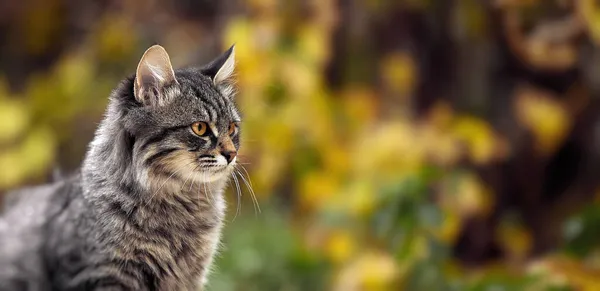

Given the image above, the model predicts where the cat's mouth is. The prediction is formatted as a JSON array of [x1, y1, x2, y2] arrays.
[[194, 154, 236, 182], [158, 151, 236, 184], [195, 164, 234, 183]]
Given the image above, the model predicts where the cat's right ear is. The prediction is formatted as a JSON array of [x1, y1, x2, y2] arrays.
[[134, 45, 178, 106], [202, 45, 236, 97]]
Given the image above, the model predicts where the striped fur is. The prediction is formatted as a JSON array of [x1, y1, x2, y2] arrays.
[[0, 46, 240, 290]]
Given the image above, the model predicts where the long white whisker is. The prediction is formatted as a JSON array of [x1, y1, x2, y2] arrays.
[[238, 165, 254, 188], [230, 172, 242, 222], [181, 165, 197, 193], [188, 169, 197, 192], [233, 166, 252, 214], [242, 172, 260, 215], [235, 169, 260, 215], [231, 170, 243, 217]]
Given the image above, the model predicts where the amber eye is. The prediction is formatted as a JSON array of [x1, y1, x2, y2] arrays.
[[228, 122, 238, 136], [191, 122, 208, 136]]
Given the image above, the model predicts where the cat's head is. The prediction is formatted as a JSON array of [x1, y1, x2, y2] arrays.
[[120, 45, 240, 186]]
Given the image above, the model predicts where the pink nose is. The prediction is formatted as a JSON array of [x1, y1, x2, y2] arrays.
[[221, 150, 237, 164]]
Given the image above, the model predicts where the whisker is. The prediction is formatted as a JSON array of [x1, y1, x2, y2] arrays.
[[224, 178, 234, 219], [188, 167, 197, 192], [181, 165, 197, 192], [230, 172, 242, 222], [231, 171, 243, 218], [235, 168, 261, 215], [238, 165, 254, 188]]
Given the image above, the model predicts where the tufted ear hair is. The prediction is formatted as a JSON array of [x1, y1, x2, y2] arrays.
[[202, 45, 236, 97], [134, 45, 178, 106]]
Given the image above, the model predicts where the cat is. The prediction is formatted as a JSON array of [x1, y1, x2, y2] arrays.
[[0, 44, 240, 290]]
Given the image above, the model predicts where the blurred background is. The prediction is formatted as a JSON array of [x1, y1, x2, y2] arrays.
[[2, 0, 600, 290]]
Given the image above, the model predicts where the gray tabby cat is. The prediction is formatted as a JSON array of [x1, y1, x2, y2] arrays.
[[0, 44, 240, 290]]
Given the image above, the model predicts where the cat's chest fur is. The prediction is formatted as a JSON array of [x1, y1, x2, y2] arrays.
[[108, 185, 225, 288], [109, 188, 226, 289], [44, 180, 227, 291]]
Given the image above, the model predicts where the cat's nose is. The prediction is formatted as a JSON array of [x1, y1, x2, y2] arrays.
[[221, 150, 237, 164]]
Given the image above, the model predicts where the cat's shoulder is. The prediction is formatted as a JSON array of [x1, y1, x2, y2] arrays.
[[2, 172, 81, 214]]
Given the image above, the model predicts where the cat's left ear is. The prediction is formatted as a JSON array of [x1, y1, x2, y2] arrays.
[[134, 45, 178, 106], [202, 45, 236, 97]]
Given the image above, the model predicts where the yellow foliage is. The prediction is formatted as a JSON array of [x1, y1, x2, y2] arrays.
[[334, 251, 399, 291], [95, 15, 137, 61], [437, 210, 461, 244], [302, 94, 337, 145], [55, 53, 95, 102], [341, 88, 378, 128], [281, 58, 319, 97], [300, 171, 339, 211], [421, 126, 461, 167], [381, 52, 417, 97], [263, 121, 294, 154], [298, 24, 331, 66], [324, 179, 375, 218], [342, 180, 376, 217], [353, 120, 424, 180], [497, 220, 532, 261], [426, 102, 454, 130], [420, 103, 461, 166], [326, 230, 356, 264], [420, 103, 510, 166], [515, 87, 570, 156], [0, 127, 56, 188], [0, 148, 22, 188], [0, 100, 29, 144], [579, 0, 600, 45], [224, 18, 278, 92], [440, 172, 494, 218], [321, 144, 350, 177], [251, 153, 281, 197], [452, 116, 501, 164]]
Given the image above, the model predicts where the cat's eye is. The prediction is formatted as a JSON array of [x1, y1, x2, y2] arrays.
[[191, 122, 208, 136], [228, 122, 238, 136]]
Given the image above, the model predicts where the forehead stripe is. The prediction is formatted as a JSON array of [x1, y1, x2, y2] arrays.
[[193, 87, 221, 122], [193, 85, 221, 109], [209, 105, 219, 122], [209, 123, 219, 136], [192, 86, 217, 108]]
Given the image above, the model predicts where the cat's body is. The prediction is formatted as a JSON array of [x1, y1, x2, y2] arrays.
[[0, 45, 240, 290]]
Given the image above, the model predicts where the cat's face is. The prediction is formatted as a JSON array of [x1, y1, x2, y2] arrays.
[[124, 45, 240, 186]]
